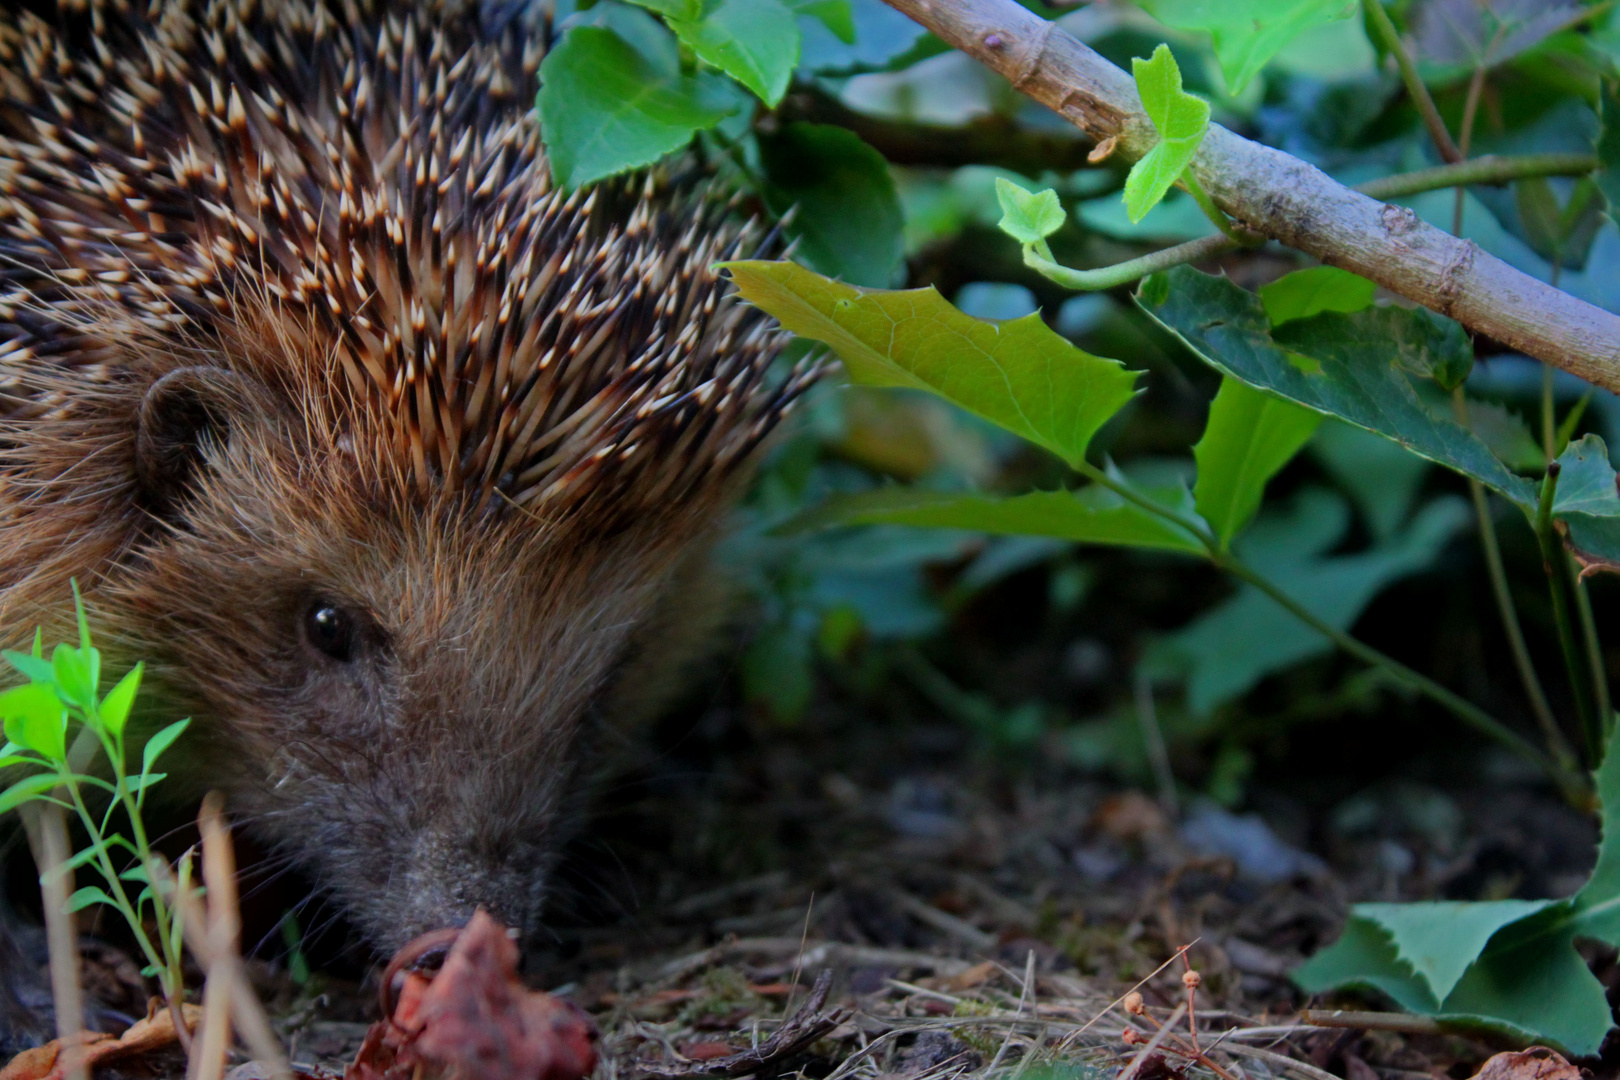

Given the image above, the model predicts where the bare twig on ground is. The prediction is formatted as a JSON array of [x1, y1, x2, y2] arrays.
[[875, 0, 1620, 393], [635, 970, 848, 1080], [1300, 1010, 1447, 1036]]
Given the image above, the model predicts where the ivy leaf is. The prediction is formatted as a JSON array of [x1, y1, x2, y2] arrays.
[[784, 487, 1208, 555], [1136, 0, 1360, 93], [538, 26, 733, 189], [725, 260, 1139, 468], [995, 179, 1067, 244], [759, 124, 904, 288], [668, 0, 801, 105], [1137, 267, 1536, 512], [1296, 721, 1620, 1055], [1123, 45, 1211, 224], [1259, 266, 1378, 325], [1194, 377, 1323, 550]]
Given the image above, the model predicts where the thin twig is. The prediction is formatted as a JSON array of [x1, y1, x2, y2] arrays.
[[1117, 1004, 1187, 1080], [22, 804, 86, 1080], [987, 951, 1036, 1072], [1362, 0, 1461, 163]]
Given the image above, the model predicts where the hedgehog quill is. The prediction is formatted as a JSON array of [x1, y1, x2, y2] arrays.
[[0, 0, 810, 951]]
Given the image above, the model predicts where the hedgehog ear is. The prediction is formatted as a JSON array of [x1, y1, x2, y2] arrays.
[[135, 367, 255, 519]]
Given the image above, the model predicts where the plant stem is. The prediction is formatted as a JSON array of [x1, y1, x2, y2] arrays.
[[1023, 234, 1237, 292], [1182, 170, 1247, 242], [1217, 553, 1564, 779], [1354, 154, 1598, 201], [1451, 390, 1572, 769], [1022, 155, 1598, 293], [1073, 462, 1580, 791], [1573, 570, 1613, 742], [1363, 0, 1462, 163], [1535, 464, 1602, 762]]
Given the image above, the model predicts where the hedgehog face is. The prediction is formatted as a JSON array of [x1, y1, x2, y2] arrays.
[[0, 0, 809, 953], [111, 375, 703, 949]]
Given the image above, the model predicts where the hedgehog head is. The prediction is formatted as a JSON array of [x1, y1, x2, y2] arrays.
[[0, 0, 808, 947]]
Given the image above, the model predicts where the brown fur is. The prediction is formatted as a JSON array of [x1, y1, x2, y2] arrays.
[[0, 0, 807, 949]]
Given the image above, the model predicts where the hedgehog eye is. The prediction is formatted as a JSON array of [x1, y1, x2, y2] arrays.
[[305, 603, 356, 663]]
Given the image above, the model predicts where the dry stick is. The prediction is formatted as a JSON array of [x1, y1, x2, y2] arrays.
[[987, 950, 1037, 1073], [875, 0, 1620, 394], [1300, 1009, 1445, 1036], [1116, 1003, 1187, 1080], [173, 794, 294, 1080], [21, 804, 87, 1080]]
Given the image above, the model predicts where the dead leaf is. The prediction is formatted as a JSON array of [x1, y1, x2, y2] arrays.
[[0, 1000, 202, 1080], [945, 960, 998, 991], [1468, 1048, 1581, 1080], [347, 910, 599, 1080]]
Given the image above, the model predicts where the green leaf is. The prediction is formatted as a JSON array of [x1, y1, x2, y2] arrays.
[[786, 486, 1208, 555], [1123, 45, 1211, 224], [0, 772, 62, 817], [1341, 900, 1558, 1003], [1145, 491, 1467, 714], [65, 886, 115, 914], [995, 179, 1067, 244], [1137, 267, 1536, 512], [2, 650, 54, 685], [759, 124, 904, 288], [787, 0, 854, 42], [1194, 377, 1323, 549], [725, 260, 1140, 468], [0, 684, 66, 762], [1296, 723, 1620, 1055], [1552, 435, 1620, 517], [51, 645, 94, 714], [1136, 0, 1360, 93], [1312, 421, 1432, 542], [40, 845, 104, 881], [623, 0, 703, 19], [1258, 266, 1378, 325], [538, 26, 733, 189], [140, 718, 190, 777], [668, 0, 800, 104], [98, 663, 142, 740]]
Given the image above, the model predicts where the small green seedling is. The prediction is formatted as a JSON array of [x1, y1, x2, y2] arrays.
[[0, 585, 193, 1011]]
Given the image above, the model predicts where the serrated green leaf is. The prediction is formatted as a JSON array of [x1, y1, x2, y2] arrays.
[[1259, 266, 1378, 326], [786, 487, 1208, 555], [995, 179, 1066, 244], [1137, 267, 1536, 512], [1194, 377, 1323, 549], [0, 684, 66, 762], [140, 718, 190, 778], [1552, 435, 1620, 516], [1347, 900, 1557, 1003], [1296, 723, 1620, 1055], [1123, 45, 1211, 223], [98, 663, 142, 740], [538, 26, 733, 189], [669, 0, 800, 104], [66, 886, 115, 913], [1136, 0, 1360, 93], [725, 260, 1139, 468], [760, 124, 903, 288]]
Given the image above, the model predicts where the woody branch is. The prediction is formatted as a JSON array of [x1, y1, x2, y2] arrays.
[[877, 0, 1620, 394]]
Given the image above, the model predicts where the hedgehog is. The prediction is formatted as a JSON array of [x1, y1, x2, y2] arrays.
[[0, 0, 810, 951]]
